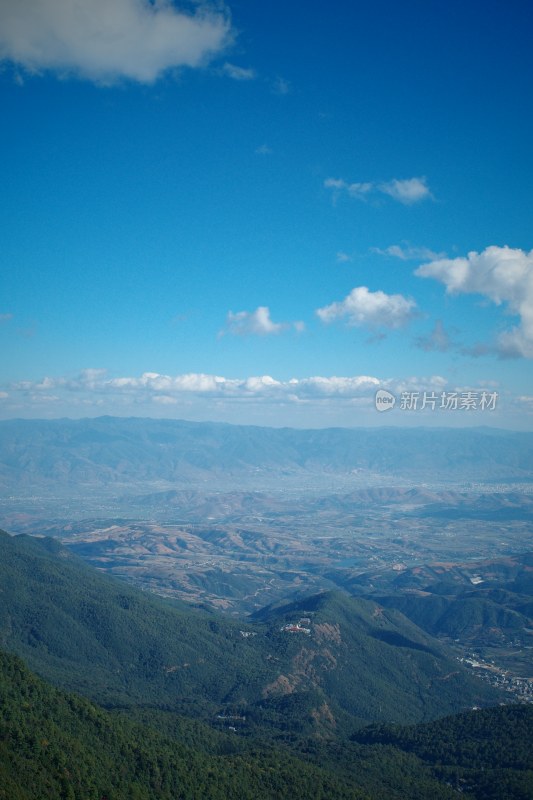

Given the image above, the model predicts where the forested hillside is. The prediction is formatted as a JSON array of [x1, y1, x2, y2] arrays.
[[2, 649, 532, 799], [0, 531, 499, 727], [0, 650, 366, 800]]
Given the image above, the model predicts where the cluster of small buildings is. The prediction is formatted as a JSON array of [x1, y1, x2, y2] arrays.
[[460, 654, 533, 703], [493, 674, 533, 702], [280, 617, 311, 634]]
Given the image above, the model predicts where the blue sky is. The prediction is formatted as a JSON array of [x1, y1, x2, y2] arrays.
[[1, 0, 532, 427]]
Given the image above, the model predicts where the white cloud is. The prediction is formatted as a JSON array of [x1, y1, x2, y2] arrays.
[[293, 375, 381, 397], [0, 0, 231, 84], [416, 245, 533, 358], [324, 176, 432, 205], [316, 286, 418, 330], [255, 144, 273, 155], [107, 372, 228, 393], [222, 62, 256, 81], [372, 243, 446, 261], [243, 375, 282, 393], [221, 306, 302, 337], [0, 313, 13, 323], [324, 178, 346, 191], [378, 177, 431, 204], [6, 370, 389, 404]]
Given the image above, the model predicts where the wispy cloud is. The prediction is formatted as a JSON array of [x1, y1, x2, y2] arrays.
[[372, 243, 446, 261], [324, 178, 372, 200], [0, 313, 13, 323], [255, 144, 273, 155], [17, 324, 37, 339], [415, 320, 453, 352], [324, 176, 432, 205], [316, 286, 418, 330], [222, 62, 256, 81], [416, 245, 533, 359], [0, 0, 231, 84], [220, 306, 303, 337], [271, 76, 291, 95], [336, 251, 353, 263]]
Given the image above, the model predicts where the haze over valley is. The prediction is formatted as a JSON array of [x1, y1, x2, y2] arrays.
[[2, 418, 532, 706]]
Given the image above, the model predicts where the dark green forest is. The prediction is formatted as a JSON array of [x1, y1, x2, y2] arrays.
[[0, 650, 368, 800], [2, 649, 533, 799], [1, 530, 532, 798]]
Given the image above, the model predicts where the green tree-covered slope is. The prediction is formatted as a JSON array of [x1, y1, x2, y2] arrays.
[[0, 531, 499, 729], [2, 648, 532, 799], [352, 705, 533, 799], [0, 649, 368, 800]]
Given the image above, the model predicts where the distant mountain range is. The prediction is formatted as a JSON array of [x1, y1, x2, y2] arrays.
[[1, 417, 532, 496], [123, 485, 533, 522]]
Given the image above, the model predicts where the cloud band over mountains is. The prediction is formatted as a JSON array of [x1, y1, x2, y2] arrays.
[[2, 369, 517, 420]]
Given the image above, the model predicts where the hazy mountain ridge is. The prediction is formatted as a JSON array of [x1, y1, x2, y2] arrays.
[[1, 418, 532, 496], [122, 486, 533, 521]]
